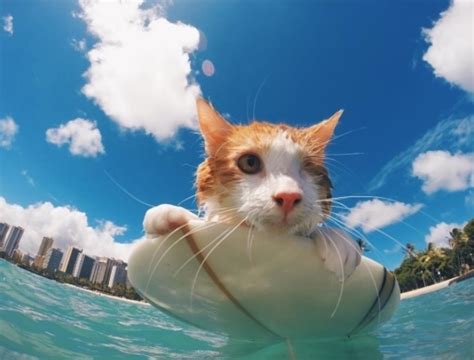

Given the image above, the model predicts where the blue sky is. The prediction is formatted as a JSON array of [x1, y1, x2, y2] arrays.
[[0, 0, 473, 269]]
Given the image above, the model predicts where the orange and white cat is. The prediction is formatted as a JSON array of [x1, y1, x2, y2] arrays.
[[144, 98, 361, 280]]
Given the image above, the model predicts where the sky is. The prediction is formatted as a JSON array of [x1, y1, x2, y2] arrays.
[[0, 0, 473, 270]]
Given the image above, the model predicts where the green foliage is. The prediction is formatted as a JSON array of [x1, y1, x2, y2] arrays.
[[395, 218, 474, 292]]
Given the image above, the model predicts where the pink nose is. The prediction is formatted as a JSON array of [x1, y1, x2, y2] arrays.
[[272, 192, 302, 214]]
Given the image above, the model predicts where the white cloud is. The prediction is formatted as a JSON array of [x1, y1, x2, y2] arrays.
[[21, 170, 36, 187], [466, 190, 474, 207], [46, 118, 105, 157], [345, 199, 423, 233], [425, 221, 466, 248], [0, 197, 140, 261], [0, 116, 19, 149], [78, 0, 201, 141], [368, 115, 474, 192], [2, 15, 13, 35], [71, 38, 87, 52], [422, 0, 474, 93], [412, 150, 474, 194]]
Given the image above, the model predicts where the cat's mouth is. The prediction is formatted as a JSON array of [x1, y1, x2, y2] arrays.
[[246, 211, 318, 234]]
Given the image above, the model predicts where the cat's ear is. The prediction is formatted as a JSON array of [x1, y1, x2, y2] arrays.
[[196, 98, 232, 155], [305, 110, 343, 149]]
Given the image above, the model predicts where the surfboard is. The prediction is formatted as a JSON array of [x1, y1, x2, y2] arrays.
[[128, 219, 400, 342]]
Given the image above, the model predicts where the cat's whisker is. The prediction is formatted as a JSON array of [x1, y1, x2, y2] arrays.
[[327, 199, 426, 256], [172, 215, 243, 278], [316, 227, 345, 319], [322, 225, 383, 320], [177, 193, 198, 206], [189, 218, 249, 306], [246, 210, 260, 263], [104, 169, 156, 208], [319, 194, 442, 222], [252, 75, 269, 121], [147, 222, 190, 273], [326, 152, 364, 157], [324, 214, 383, 258], [147, 206, 241, 276], [146, 221, 225, 292], [324, 200, 383, 253]]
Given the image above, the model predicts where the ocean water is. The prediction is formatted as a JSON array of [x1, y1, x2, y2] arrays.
[[1, 259, 473, 360]]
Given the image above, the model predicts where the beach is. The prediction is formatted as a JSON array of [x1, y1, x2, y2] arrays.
[[400, 270, 474, 300], [63, 283, 150, 306]]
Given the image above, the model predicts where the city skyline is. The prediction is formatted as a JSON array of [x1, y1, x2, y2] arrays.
[[1, 220, 129, 289]]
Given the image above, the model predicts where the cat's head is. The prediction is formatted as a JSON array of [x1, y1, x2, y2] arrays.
[[195, 98, 341, 235]]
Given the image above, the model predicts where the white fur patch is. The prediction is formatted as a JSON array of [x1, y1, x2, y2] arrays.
[[225, 131, 324, 234]]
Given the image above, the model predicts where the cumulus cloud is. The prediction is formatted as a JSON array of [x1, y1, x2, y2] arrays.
[[46, 118, 105, 157], [422, 0, 474, 93], [0, 116, 19, 149], [368, 116, 473, 192], [78, 0, 201, 141], [345, 199, 423, 233], [425, 221, 466, 248], [2, 15, 13, 35], [0, 197, 140, 261], [412, 150, 474, 194]]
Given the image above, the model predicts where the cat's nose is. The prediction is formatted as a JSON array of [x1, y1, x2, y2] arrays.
[[272, 192, 302, 214]]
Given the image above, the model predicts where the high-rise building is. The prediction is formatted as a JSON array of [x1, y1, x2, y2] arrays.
[[90, 257, 110, 285], [43, 248, 63, 272], [108, 261, 127, 288], [37, 237, 54, 257], [72, 253, 95, 279], [59, 246, 82, 275], [34, 236, 54, 268], [103, 258, 123, 286], [0, 222, 10, 249], [3, 226, 24, 257]]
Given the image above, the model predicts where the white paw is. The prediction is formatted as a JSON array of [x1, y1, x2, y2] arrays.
[[143, 205, 197, 237], [314, 228, 361, 282]]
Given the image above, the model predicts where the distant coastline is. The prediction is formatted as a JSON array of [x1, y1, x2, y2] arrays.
[[0, 256, 144, 303], [401, 270, 474, 300], [62, 282, 149, 306]]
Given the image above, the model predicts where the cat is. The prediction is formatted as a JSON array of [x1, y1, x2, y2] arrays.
[[143, 98, 361, 280]]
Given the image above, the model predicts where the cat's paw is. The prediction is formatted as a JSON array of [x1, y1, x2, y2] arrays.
[[143, 205, 197, 237], [314, 228, 361, 282]]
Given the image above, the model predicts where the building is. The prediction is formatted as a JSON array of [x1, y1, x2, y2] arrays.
[[90, 257, 110, 285], [21, 253, 34, 265], [0, 222, 10, 249], [108, 261, 127, 288], [72, 253, 95, 279], [3, 226, 24, 257], [37, 237, 53, 257], [59, 246, 82, 275], [33, 237, 54, 268], [43, 248, 63, 272]]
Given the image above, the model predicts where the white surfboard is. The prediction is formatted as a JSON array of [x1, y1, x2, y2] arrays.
[[128, 220, 400, 342]]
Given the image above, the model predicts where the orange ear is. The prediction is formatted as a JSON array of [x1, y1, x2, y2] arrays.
[[196, 98, 232, 155], [305, 110, 343, 149]]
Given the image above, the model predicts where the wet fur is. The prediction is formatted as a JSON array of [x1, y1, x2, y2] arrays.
[[195, 100, 339, 236]]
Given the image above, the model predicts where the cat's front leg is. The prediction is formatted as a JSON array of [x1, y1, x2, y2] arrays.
[[143, 205, 198, 237], [313, 228, 361, 282]]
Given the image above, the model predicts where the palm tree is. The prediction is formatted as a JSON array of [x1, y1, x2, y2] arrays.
[[356, 238, 370, 253], [405, 243, 416, 258]]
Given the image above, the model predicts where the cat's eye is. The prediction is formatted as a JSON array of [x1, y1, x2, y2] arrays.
[[237, 154, 262, 174]]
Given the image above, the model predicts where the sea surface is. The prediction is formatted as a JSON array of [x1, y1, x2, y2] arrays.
[[1, 259, 473, 359]]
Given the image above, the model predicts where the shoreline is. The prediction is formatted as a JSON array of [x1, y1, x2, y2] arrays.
[[400, 270, 474, 300], [63, 283, 150, 306]]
